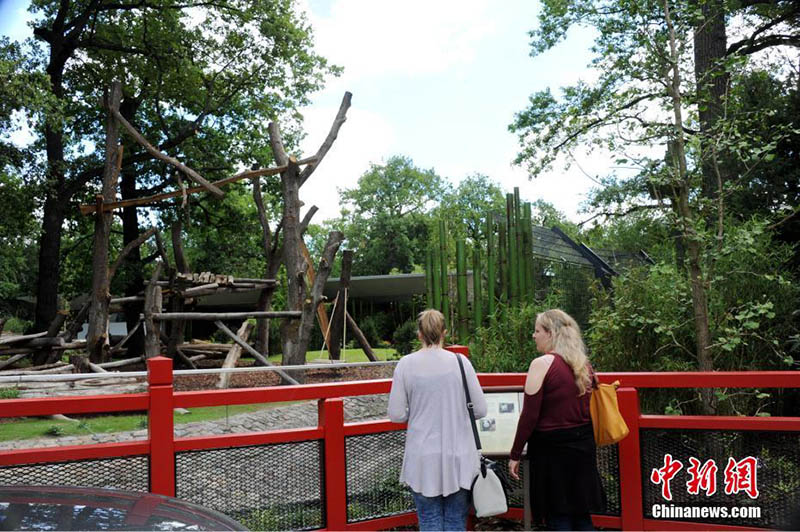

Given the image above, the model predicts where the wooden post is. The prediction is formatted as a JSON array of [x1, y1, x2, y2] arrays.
[[345, 311, 377, 362], [456, 240, 468, 342], [148, 356, 175, 497], [87, 81, 122, 364], [329, 250, 353, 360], [143, 263, 163, 359]]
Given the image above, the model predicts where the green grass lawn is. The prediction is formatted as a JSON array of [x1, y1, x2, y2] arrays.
[[0, 348, 398, 443]]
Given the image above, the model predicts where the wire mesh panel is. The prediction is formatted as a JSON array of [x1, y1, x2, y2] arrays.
[[176, 441, 324, 531], [0, 456, 148, 491], [642, 429, 800, 529], [344, 430, 414, 522], [596, 443, 621, 516]]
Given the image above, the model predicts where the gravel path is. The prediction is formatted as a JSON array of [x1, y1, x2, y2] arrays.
[[0, 394, 390, 451]]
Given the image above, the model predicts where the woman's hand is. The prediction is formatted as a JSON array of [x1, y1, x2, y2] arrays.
[[508, 459, 520, 481]]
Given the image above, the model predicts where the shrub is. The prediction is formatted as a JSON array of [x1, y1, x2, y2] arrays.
[[392, 320, 420, 357], [470, 298, 560, 373], [0, 388, 20, 399]]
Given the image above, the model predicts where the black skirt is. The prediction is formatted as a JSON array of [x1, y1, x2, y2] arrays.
[[527, 422, 606, 521]]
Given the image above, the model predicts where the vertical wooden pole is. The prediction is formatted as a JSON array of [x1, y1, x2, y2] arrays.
[[486, 216, 496, 318], [456, 240, 468, 343], [148, 356, 175, 496], [319, 398, 347, 530], [514, 187, 525, 302], [472, 246, 482, 329]]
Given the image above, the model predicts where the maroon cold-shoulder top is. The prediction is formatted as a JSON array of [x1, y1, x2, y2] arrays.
[[509, 354, 593, 460]]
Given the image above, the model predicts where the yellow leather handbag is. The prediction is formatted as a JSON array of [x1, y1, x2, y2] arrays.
[[589, 376, 630, 447]]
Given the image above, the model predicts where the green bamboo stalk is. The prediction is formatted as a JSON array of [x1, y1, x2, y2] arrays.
[[432, 246, 441, 310], [439, 219, 450, 331], [498, 217, 507, 305], [514, 187, 525, 302], [507, 193, 517, 306], [486, 216, 496, 318], [524, 202, 535, 303], [456, 239, 468, 342], [425, 248, 434, 308], [472, 245, 482, 329]]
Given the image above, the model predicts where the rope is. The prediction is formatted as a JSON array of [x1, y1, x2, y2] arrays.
[[318, 290, 340, 359]]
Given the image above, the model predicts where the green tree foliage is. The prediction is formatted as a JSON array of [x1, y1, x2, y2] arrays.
[[338, 155, 446, 275], [510, 0, 800, 400], [6, 0, 337, 331], [588, 220, 799, 413], [434, 173, 505, 243]]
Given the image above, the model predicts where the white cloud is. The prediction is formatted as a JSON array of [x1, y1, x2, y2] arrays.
[[305, 0, 496, 80], [298, 105, 396, 222]]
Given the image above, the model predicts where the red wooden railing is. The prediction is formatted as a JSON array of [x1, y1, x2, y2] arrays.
[[1, 352, 799, 531]]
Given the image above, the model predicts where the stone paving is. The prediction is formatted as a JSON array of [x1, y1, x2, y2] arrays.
[[0, 394, 390, 450]]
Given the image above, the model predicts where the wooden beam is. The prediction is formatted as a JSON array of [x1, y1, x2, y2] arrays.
[[213, 320, 299, 385], [153, 311, 301, 321], [79, 156, 318, 215]]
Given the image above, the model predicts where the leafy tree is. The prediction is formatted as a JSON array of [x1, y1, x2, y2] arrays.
[[7, 0, 336, 332], [338, 155, 446, 275], [434, 173, 505, 243], [511, 0, 799, 412]]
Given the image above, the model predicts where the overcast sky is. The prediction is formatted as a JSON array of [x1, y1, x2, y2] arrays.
[[0, 0, 616, 224]]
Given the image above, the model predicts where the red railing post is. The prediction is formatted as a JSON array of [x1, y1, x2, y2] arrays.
[[617, 387, 644, 531], [148, 356, 175, 497], [319, 398, 347, 530], [447, 345, 470, 358]]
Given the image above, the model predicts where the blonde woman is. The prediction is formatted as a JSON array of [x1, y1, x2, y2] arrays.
[[388, 309, 487, 531], [508, 309, 605, 531]]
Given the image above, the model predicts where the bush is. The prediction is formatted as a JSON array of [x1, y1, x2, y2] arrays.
[[470, 298, 560, 373], [357, 315, 382, 347], [0, 388, 20, 399], [392, 320, 420, 357]]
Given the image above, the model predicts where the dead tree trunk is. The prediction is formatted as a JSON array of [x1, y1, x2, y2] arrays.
[[267, 93, 350, 382], [143, 262, 163, 359], [328, 250, 353, 360], [87, 81, 122, 364]]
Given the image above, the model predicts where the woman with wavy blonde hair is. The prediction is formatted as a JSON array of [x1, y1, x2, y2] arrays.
[[507, 309, 605, 530]]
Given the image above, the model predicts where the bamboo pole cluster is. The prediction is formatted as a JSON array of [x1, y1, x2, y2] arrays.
[[424, 187, 538, 344]]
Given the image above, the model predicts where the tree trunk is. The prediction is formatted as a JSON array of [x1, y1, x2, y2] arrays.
[[664, 0, 715, 414], [87, 82, 122, 363], [693, 0, 729, 202], [120, 162, 146, 358]]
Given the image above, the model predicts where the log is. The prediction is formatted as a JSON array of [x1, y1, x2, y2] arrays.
[[299, 92, 352, 186], [232, 278, 277, 285], [24, 337, 66, 348], [98, 355, 143, 369], [213, 320, 299, 385], [111, 108, 224, 198], [62, 301, 90, 342], [0, 353, 29, 371], [345, 311, 377, 362], [47, 311, 69, 337], [153, 311, 301, 321], [110, 320, 141, 354], [217, 321, 253, 389], [0, 332, 47, 346], [78, 156, 317, 215], [182, 283, 218, 296]]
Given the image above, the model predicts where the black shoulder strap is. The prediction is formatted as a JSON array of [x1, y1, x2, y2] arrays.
[[455, 352, 482, 451]]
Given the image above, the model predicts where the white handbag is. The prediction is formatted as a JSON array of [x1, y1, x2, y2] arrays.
[[454, 354, 509, 518]]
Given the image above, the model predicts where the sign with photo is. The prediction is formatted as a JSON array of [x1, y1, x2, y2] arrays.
[[476, 392, 524, 454]]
